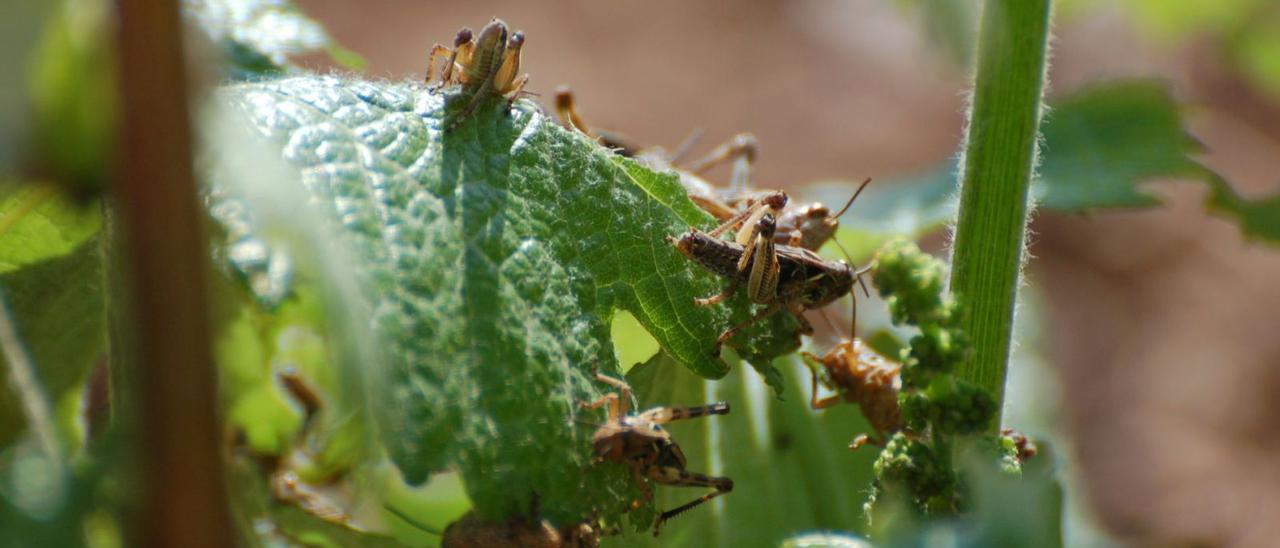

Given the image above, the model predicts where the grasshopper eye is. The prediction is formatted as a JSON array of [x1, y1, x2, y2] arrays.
[[761, 191, 787, 210], [509, 31, 525, 48], [757, 213, 776, 231]]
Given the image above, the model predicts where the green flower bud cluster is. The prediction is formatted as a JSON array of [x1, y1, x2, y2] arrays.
[[900, 325, 968, 388], [866, 239, 1001, 524], [870, 433, 958, 516], [900, 379, 996, 436], [872, 240, 950, 327], [993, 433, 1024, 476]]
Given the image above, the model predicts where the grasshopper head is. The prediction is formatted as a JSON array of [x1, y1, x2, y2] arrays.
[[794, 203, 838, 250], [476, 18, 509, 48], [464, 18, 509, 80], [453, 27, 473, 47]]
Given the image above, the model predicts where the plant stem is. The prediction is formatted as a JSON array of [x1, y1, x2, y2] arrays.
[[948, 0, 1053, 421], [115, 0, 232, 544]]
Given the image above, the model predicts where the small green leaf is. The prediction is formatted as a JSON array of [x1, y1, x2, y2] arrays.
[[0, 238, 104, 447], [0, 185, 101, 273], [211, 77, 799, 524], [1034, 81, 1199, 211], [1205, 173, 1280, 242], [0, 181, 102, 449]]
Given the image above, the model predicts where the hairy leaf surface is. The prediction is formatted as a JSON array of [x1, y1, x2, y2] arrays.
[[213, 76, 799, 523]]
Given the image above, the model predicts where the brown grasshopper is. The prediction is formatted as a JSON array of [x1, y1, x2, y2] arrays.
[[426, 18, 530, 129], [804, 339, 1041, 459], [802, 337, 903, 450], [581, 371, 733, 536], [554, 87, 868, 253], [669, 212, 862, 351]]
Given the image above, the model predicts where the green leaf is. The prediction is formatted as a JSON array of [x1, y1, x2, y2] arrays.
[[810, 79, 1280, 253], [185, 0, 365, 78], [1026, 80, 1280, 240], [0, 183, 103, 447], [0, 185, 101, 273], [1034, 81, 1200, 211], [0, 238, 104, 447], [620, 352, 877, 546], [210, 77, 799, 525], [1204, 173, 1280, 242]]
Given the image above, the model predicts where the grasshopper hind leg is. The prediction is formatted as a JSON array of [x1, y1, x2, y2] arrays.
[[695, 283, 738, 307], [637, 402, 730, 425], [649, 468, 734, 536]]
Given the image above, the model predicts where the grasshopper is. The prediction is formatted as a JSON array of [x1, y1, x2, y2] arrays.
[[426, 18, 530, 129], [802, 337, 903, 450], [668, 213, 862, 351], [803, 338, 1041, 458], [581, 371, 733, 536], [554, 87, 868, 252]]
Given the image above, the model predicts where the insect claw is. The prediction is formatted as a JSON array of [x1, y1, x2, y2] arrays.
[[849, 434, 871, 450]]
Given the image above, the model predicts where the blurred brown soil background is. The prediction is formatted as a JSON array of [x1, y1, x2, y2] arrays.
[[295, 1, 1280, 545]]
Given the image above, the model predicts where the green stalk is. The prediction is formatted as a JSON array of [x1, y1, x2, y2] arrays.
[[949, 0, 1052, 418]]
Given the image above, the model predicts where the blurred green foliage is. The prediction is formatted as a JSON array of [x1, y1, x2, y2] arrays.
[[17, 0, 115, 197], [185, 0, 365, 78], [1062, 0, 1280, 98], [0, 186, 102, 448], [811, 80, 1280, 255], [1, 0, 1275, 546]]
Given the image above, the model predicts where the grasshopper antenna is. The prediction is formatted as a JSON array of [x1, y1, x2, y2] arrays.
[[384, 503, 444, 536], [829, 236, 871, 338], [832, 177, 873, 219], [832, 239, 871, 298], [669, 127, 705, 165]]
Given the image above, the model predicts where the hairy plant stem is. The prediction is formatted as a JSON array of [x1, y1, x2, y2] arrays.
[[948, 0, 1053, 422]]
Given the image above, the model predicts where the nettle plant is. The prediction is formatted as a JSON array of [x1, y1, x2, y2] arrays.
[[4, 0, 1279, 546]]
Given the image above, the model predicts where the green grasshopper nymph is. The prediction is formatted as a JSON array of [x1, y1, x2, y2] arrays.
[[426, 18, 530, 129]]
